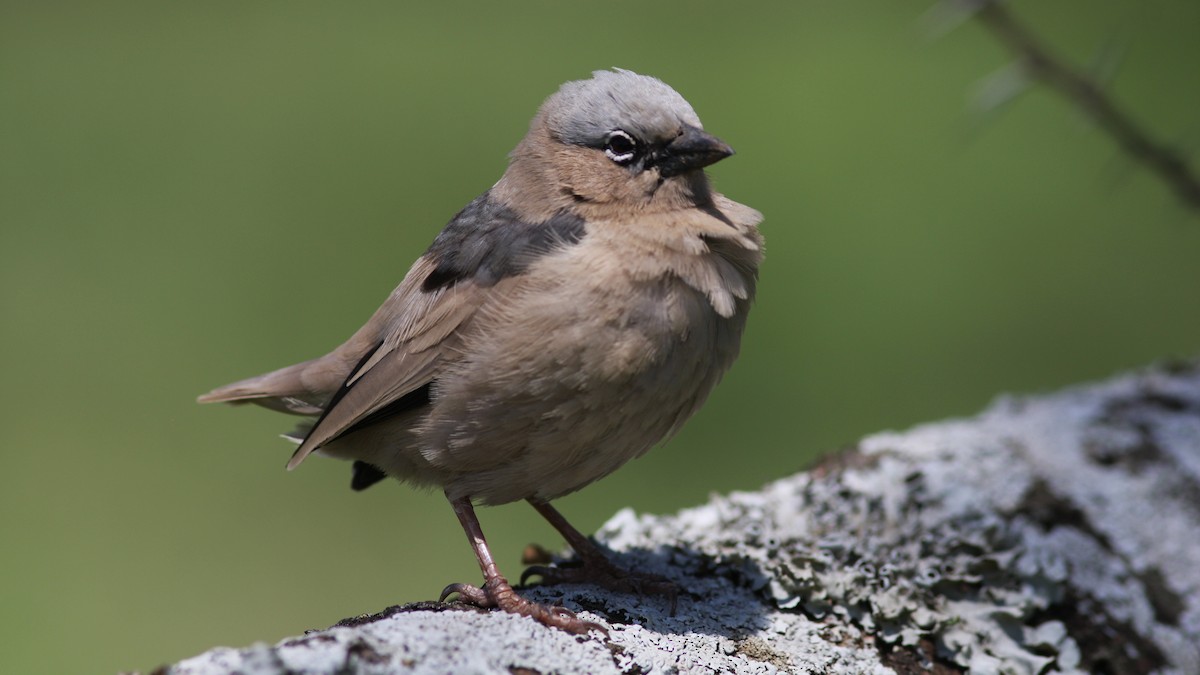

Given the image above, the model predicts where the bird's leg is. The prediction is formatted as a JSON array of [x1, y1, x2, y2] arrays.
[[438, 494, 605, 635], [521, 499, 679, 614]]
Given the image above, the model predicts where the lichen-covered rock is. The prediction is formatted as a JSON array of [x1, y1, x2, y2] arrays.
[[161, 362, 1200, 675]]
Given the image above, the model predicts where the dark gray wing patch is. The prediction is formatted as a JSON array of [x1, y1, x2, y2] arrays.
[[422, 191, 586, 292]]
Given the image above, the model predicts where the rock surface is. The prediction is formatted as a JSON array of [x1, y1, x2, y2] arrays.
[[161, 361, 1200, 674]]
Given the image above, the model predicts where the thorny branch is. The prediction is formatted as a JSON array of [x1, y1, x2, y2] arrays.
[[968, 0, 1200, 212]]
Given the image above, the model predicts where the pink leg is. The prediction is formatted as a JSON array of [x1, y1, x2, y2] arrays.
[[522, 499, 679, 614], [439, 495, 605, 635]]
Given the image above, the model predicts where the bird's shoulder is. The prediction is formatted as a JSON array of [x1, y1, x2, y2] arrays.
[[420, 191, 587, 292]]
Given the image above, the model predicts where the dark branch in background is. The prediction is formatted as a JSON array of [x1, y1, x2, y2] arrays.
[[966, 0, 1200, 212]]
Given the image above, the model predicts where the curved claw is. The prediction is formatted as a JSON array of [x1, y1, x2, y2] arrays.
[[549, 605, 577, 619], [519, 565, 555, 586], [439, 582, 494, 607]]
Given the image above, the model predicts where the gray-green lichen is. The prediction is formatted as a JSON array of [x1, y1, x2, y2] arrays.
[[162, 361, 1200, 675]]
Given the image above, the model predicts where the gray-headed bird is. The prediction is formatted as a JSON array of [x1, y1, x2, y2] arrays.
[[199, 69, 763, 634]]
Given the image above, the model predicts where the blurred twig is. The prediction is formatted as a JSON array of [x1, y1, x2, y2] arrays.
[[967, 0, 1200, 212]]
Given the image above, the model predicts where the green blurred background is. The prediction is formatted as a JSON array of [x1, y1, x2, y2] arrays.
[[3, 1, 1198, 672]]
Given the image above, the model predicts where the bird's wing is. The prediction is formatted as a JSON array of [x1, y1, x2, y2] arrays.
[[196, 190, 587, 470], [286, 192, 588, 470], [284, 256, 490, 470], [195, 256, 477, 418]]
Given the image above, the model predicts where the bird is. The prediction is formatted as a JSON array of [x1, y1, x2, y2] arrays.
[[198, 68, 763, 634]]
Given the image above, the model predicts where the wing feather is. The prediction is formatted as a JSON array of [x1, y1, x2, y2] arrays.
[[201, 190, 589, 474], [285, 266, 495, 470]]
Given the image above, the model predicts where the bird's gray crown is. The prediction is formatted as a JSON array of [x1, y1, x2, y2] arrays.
[[542, 69, 703, 148]]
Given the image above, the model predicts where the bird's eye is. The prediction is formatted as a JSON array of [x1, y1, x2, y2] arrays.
[[603, 130, 637, 164]]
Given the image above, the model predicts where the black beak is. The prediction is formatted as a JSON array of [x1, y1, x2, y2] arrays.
[[654, 125, 735, 177]]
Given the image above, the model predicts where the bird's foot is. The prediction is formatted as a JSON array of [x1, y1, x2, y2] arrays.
[[520, 552, 680, 615], [440, 576, 607, 635]]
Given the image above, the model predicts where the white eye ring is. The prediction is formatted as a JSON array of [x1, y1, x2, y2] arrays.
[[603, 130, 637, 164]]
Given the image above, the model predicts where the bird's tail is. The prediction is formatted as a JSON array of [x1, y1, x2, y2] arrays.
[[197, 359, 327, 416]]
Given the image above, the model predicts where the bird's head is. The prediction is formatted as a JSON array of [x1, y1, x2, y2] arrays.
[[495, 69, 733, 218]]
